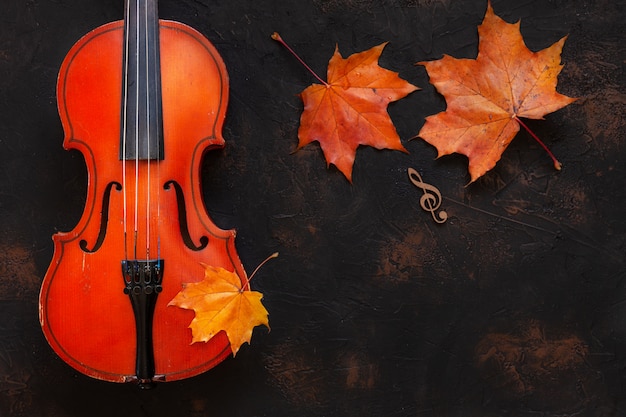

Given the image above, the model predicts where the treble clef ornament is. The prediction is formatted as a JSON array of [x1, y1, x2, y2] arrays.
[[408, 168, 448, 224]]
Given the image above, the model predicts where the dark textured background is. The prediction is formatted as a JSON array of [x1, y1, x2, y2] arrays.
[[1, 0, 625, 416]]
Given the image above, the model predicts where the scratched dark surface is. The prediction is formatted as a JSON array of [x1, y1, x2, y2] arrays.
[[1, 0, 625, 415]]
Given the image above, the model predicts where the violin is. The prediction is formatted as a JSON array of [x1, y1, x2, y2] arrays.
[[39, 0, 246, 387]]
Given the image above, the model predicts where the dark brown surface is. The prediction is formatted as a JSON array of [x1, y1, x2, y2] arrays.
[[1, 0, 625, 416]]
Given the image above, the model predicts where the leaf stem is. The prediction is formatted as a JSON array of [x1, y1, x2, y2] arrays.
[[247, 252, 279, 285], [272, 32, 329, 87], [514, 115, 562, 170]]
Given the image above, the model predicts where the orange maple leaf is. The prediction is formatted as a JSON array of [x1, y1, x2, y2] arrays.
[[417, 2, 576, 182], [168, 264, 270, 356], [273, 33, 419, 182]]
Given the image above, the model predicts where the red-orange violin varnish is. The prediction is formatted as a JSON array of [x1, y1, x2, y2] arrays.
[[39, 1, 244, 387]]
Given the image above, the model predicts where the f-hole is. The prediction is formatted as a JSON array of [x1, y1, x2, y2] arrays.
[[163, 180, 209, 251], [80, 181, 122, 253]]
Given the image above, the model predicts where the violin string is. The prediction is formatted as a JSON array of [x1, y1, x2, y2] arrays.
[[133, 0, 140, 260], [154, 0, 162, 265], [121, 0, 131, 261], [144, 0, 151, 262]]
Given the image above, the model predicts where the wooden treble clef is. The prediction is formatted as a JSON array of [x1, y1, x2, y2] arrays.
[[408, 168, 448, 224], [39, 0, 247, 387]]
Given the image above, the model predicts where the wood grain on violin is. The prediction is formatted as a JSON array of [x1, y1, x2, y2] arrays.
[[39, 0, 246, 387]]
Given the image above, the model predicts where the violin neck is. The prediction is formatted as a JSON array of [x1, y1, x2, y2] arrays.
[[121, 0, 164, 161]]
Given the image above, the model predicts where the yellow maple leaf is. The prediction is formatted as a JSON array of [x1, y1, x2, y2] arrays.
[[168, 262, 271, 356]]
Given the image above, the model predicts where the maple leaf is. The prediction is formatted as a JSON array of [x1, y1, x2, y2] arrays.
[[273, 33, 419, 182], [417, 1, 576, 182], [168, 263, 271, 356]]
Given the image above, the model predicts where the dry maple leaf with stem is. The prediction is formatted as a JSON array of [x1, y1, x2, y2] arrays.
[[417, 1, 577, 182], [168, 253, 278, 356], [272, 32, 419, 182]]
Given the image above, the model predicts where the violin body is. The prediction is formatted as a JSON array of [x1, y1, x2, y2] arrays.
[[39, 17, 245, 384]]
